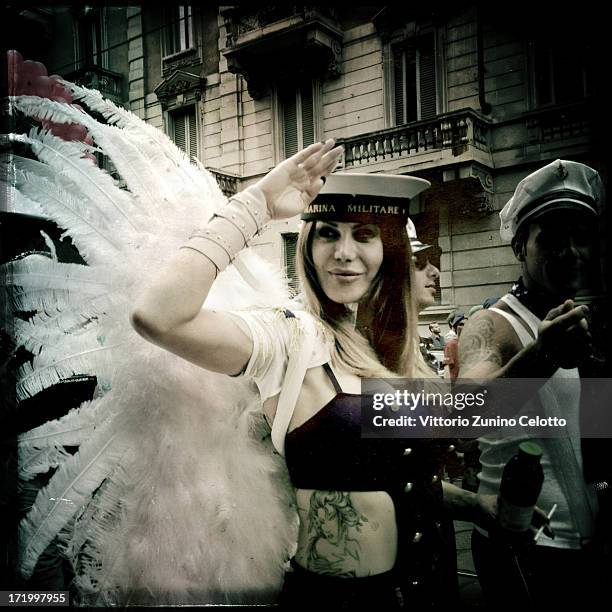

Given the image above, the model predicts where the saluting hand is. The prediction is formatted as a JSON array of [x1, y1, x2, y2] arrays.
[[255, 139, 343, 221]]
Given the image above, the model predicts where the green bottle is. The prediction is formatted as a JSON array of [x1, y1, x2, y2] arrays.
[[498, 441, 544, 532]]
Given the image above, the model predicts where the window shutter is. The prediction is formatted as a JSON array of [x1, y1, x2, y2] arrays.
[[553, 49, 584, 104], [393, 45, 418, 124], [283, 233, 300, 296], [533, 43, 552, 106], [188, 110, 198, 160], [418, 34, 437, 119], [393, 46, 405, 125], [280, 81, 316, 158], [173, 113, 187, 153], [171, 107, 197, 159], [282, 88, 299, 157], [300, 83, 315, 148]]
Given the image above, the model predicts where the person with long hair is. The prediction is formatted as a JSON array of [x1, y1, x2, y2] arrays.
[[130, 140, 496, 608]]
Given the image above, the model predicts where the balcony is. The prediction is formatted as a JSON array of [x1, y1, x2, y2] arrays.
[[334, 109, 495, 215], [336, 100, 595, 173], [334, 101, 595, 215], [337, 109, 493, 171], [221, 6, 343, 99], [64, 65, 123, 104], [207, 168, 239, 197]]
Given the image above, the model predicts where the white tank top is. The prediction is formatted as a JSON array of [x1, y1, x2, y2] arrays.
[[476, 294, 597, 549]]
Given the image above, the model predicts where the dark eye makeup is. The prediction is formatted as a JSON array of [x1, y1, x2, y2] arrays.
[[314, 223, 380, 242], [314, 224, 340, 240], [353, 225, 379, 242]]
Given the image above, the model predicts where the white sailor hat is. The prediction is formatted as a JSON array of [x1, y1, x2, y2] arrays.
[[406, 218, 432, 253], [499, 159, 602, 242], [301, 172, 431, 225]]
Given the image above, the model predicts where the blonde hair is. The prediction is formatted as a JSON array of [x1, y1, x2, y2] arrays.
[[296, 221, 434, 379]]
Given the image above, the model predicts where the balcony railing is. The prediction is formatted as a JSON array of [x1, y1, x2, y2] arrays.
[[223, 6, 339, 47], [525, 100, 592, 144], [337, 109, 491, 168], [64, 65, 123, 102]]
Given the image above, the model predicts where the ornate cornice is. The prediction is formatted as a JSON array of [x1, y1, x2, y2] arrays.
[[154, 70, 206, 110]]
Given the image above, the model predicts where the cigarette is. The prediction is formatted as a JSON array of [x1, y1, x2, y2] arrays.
[[534, 503, 557, 542]]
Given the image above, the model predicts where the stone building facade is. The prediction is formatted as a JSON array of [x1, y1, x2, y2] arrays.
[[6, 4, 607, 335]]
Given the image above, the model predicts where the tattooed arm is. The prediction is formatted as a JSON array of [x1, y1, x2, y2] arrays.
[[458, 298, 592, 380], [453, 310, 556, 423], [458, 310, 558, 379]]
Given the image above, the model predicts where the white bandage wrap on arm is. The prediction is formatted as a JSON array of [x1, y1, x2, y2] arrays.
[[181, 185, 271, 274]]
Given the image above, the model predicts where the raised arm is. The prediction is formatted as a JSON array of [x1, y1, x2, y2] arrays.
[[130, 139, 343, 375]]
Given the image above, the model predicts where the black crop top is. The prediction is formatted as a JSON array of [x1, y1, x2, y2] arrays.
[[284, 364, 440, 492]]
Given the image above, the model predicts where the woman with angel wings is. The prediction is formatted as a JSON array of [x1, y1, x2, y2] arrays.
[[6, 50, 506, 608]]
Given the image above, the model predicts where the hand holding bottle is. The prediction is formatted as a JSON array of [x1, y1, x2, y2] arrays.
[[474, 494, 554, 544], [489, 442, 555, 546]]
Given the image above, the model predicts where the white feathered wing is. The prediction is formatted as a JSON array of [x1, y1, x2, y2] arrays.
[[6, 86, 299, 605]]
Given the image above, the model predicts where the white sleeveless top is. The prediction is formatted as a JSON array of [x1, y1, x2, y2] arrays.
[[476, 294, 597, 549]]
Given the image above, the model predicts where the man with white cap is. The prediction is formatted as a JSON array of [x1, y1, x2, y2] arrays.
[[458, 159, 604, 606]]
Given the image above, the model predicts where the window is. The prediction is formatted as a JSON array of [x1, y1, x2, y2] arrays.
[[277, 80, 317, 158], [76, 7, 106, 68], [532, 41, 593, 106], [282, 233, 300, 296], [392, 33, 437, 125], [164, 5, 194, 56], [170, 107, 198, 160]]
